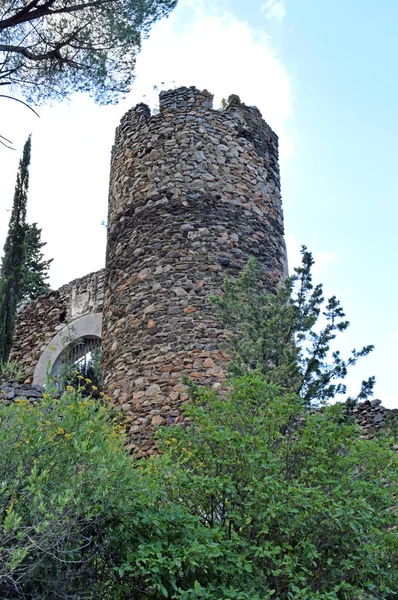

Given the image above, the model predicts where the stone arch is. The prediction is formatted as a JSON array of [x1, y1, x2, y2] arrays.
[[33, 312, 102, 386]]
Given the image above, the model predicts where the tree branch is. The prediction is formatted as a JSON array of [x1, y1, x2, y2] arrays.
[[0, 0, 114, 30], [0, 43, 82, 67], [0, 93, 39, 116]]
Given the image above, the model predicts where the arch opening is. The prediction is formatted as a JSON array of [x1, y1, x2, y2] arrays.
[[33, 313, 102, 386], [51, 335, 101, 387]]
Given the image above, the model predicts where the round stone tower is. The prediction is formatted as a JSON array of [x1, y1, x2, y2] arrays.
[[102, 86, 288, 456]]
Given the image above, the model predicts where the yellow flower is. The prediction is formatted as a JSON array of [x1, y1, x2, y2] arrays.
[[85, 378, 92, 384], [91, 385, 98, 391], [66, 385, 74, 392]]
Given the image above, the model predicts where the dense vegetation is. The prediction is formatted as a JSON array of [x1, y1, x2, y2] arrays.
[[0, 380, 396, 598], [0, 254, 397, 599]]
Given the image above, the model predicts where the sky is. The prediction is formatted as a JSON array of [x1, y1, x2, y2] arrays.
[[1, 0, 397, 407]]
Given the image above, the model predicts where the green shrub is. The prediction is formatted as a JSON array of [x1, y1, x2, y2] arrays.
[[0, 389, 218, 599], [0, 359, 24, 381], [2, 380, 396, 599], [157, 376, 398, 599]]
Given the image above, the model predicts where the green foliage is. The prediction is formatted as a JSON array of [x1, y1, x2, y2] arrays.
[[0, 137, 50, 362], [0, 0, 178, 105], [219, 97, 228, 110], [57, 346, 102, 395], [0, 389, 221, 599], [158, 376, 398, 599], [0, 389, 125, 597], [1, 249, 395, 599], [2, 379, 396, 599], [20, 222, 53, 300], [381, 409, 398, 443], [80, 346, 102, 389], [0, 135, 30, 362], [212, 249, 375, 404], [0, 359, 24, 381]]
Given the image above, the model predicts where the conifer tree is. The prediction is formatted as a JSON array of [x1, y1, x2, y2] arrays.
[[20, 223, 52, 301], [212, 248, 375, 404], [0, 136, 31, 362]]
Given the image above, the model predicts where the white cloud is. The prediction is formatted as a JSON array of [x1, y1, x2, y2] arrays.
[[261, 0, 287, 23], [129, 8, 293, 156], [0, 0, 293, 289]]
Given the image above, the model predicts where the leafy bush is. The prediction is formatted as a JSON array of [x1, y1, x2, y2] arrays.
[[157, 376, 398, 599], [0, 359, 24, 382], [0, 389, 218, 599], [2, 380, 396, 599]]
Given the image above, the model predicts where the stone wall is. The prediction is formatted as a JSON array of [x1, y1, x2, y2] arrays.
[[353, 398, 397, 435], [0, 380, 46, 402], [1, 377, 395, 447], [11, 269, 104, 383], [102, 86, 289, 456]]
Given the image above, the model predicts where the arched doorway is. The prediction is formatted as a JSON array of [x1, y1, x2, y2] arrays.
[[51, 335, 101, 385], [33, 313, 102, 386]]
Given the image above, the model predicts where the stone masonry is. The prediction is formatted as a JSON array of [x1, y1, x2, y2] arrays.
[[101, 87, 288, 456], [11, 270, 104, 382], [2, 378, 396, 445]]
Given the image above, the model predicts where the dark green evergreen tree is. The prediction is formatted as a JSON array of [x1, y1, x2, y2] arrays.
[[0, 136, 31, 362], [212, 247, 375, 405], [20, 223, 52, 301]]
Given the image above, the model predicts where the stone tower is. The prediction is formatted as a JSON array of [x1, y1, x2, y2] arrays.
[[101, 86, 288, 456]]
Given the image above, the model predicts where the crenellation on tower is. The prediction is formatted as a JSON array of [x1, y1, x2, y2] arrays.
[[102, 86, 289, 456], [159, 86, 214, 112]]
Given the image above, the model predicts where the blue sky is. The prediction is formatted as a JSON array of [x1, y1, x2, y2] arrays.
[[1, 0, 397, 406]]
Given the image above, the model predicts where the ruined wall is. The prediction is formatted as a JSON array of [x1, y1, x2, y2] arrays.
[[11, 269, 104, 382], [102, 86, 288, 456]]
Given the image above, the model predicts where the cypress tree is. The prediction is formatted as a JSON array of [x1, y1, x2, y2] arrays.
[[0, 136, 31, 363], [20, 223, 53, 301]]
